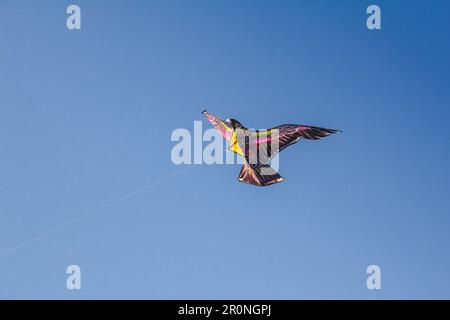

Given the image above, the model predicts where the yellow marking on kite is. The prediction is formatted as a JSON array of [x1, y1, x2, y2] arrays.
[[223, 123, 232, 132], [229, 133, 245, 157]]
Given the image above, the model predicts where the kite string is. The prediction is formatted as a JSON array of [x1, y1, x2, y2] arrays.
[[0, 166, 192, 258], [0, 145, 231, 258]]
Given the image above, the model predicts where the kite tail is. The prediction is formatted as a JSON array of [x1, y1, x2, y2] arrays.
[[238, 160, 284, 186]]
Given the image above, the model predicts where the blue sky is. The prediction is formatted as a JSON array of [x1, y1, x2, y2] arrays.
[[1, 0, 450, 299]]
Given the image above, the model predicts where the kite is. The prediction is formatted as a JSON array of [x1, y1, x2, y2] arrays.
[[202, 110, 341, 186]]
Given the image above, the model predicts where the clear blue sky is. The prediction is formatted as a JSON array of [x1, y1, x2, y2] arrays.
[[1, 0, 450, 299]]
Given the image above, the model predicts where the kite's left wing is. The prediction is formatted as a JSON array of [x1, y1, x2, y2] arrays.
[[202, 110, 233, 141]]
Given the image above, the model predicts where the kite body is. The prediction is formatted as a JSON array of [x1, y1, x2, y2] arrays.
[[202, 110, 341, 186]]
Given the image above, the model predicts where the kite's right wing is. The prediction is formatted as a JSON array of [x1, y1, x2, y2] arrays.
[[272, 124, 341, 153]]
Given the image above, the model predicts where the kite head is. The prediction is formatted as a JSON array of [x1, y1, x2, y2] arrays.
[[226, 118, 243, 130]]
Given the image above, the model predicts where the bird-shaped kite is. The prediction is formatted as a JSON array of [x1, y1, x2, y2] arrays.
[[202, 110, 341, 186]]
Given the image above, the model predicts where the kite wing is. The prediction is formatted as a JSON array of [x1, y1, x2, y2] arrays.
[[202, 110, 233, 141], [241, 124, 340, 165]]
